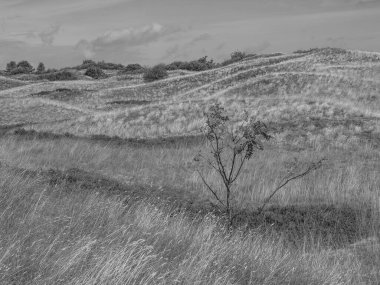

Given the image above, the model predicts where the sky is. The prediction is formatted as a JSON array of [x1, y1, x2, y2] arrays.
[[1, 0, 380, 68]]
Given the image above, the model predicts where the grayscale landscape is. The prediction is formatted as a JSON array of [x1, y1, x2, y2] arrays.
[[1, 1, 380, 284]]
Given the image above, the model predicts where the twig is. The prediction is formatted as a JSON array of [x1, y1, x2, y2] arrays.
[[257, 159, 325, 214], [196, 170, 225, 208]]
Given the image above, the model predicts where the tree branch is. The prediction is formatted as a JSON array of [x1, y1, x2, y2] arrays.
[[196, 170, 225, 208], [257, 159, 324, 214]]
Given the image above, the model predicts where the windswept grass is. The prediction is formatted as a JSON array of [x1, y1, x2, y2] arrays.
[[0, 166, 377, 284]]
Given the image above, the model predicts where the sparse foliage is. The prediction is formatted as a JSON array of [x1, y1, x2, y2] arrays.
[[196, 104, 324, 221], [195, 104, 271, 218]]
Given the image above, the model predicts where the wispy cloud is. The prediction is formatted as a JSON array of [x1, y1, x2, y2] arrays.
[[38, 24, 61, 45], [76, 23, 181, 58], [162, 33, 212, 60]]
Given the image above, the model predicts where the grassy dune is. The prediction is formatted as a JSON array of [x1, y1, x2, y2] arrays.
[[0, 48, 380, 284]]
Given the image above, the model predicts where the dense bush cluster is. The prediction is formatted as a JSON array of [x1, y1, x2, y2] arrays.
[[85, 66, 107, 79], [143, 64, 168, 82], [6, 60, 34, 74]]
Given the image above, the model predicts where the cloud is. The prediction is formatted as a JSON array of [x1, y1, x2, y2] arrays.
[[38, 24, 60, 45], [76, 23, 180, 58], [162, 33, 212, 60], [244, 41, 271, 54], [76, 39, 95, 58], [0, 39, 83, 68], [188, 33, 212, 46]]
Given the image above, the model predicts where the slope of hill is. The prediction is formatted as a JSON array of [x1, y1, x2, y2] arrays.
[[1, 48, 379, 150]]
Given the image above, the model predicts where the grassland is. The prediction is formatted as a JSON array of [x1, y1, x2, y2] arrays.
[[0, 48, 379, 284]]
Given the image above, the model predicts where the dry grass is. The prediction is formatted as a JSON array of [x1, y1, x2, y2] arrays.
[[0, 165, 377, 284]]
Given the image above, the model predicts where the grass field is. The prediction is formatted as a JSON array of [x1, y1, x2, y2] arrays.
[[0, 48, 380, 284]]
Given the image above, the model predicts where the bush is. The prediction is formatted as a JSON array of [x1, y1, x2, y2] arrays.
[[36, 62, 46, 74], [166, 61, 183, 71], [5, 61, 16, 73], [84, 66, 106, 79], [143, 64, 168, 82], [5, 60, 34, 74], [123, 64, 144, 74], [39, 70, 78, 81], [16, 60, 34, 74], [221, 51, 248, 66]]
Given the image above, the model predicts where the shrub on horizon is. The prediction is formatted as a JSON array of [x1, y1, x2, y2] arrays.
[[123, 63, 144, 74], [16, 60, 34, 74], [5, 61, 17, 73], [36, 62, 46, 74], [221, 50, 248, 66], [143, 64, 168, 82]]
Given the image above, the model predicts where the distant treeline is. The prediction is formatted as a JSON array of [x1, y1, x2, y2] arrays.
[[1, 50, 286, 82]]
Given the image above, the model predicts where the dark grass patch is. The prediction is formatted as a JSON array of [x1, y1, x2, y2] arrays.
[[231, 204, 377, 249], [106, 100, 150, 106], [13, 128, 75, 140], [30, 88, 81, 101], [9, 128, 205, 148]]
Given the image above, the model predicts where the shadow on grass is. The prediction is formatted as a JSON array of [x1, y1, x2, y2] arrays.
[[231, 205, 377, 249], [11, 128, 205, 147]]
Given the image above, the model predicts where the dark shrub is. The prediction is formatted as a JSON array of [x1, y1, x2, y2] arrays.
[[166, 61, 184, 71], [6, 61, 17, 73], [16, 60, 34, 74], [230, 51, 246, 61], [143, 64, 168, 82], [36, 62, 46, 74], [221, 51, 248, 66], [123, 64, 144, 74], [84, 66, 106, 79]]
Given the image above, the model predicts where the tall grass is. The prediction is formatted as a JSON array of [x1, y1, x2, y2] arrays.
[[0, 166, 374, 284]]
